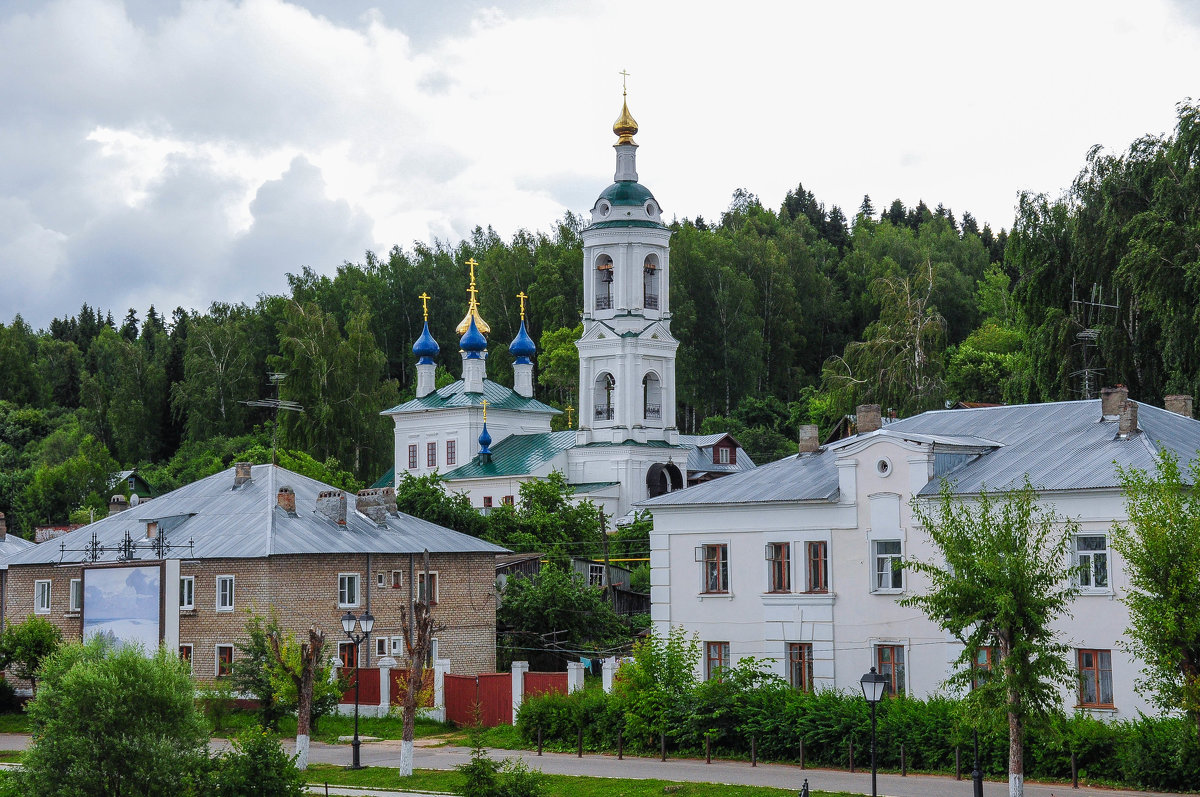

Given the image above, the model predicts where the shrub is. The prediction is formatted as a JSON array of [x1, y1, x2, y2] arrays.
[[213, 726, 304, 797]]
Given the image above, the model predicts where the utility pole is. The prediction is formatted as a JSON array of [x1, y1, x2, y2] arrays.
[[600, 505, 614, 611]]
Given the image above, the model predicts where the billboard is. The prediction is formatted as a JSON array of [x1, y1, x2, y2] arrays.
[[82, 564, 163, 651]]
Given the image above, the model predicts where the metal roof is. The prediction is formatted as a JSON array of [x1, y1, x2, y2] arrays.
[[678, 433, 757, 474], [442, 431, 577, 479], [6, 464, 508, 567], [639, 449, 838, 507], [381, 379, 561, 416], [568, 482, 619, 493], [0, 532, 35, 567]]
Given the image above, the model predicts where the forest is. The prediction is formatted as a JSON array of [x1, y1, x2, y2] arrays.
[[1, 101, 1197, 538]]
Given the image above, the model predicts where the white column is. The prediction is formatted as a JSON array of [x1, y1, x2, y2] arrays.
[[434, 658, 449, 711], [416, 363, 436, 398], [602, 657, 617, 693], [511, 660, 529, 721], [378, 656, 397, 714], [329, 656, 341, 683], [513, 363, 534, 398], [566, 661, 585, 693]]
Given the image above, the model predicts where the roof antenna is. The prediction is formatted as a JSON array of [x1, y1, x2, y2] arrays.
[[240, 372, 305, 465]]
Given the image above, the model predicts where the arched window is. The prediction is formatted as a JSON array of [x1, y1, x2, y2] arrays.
[[595, 255, 613, 311], [643, 372, 662, 421], [643, 255, 659, 309], [594, 372, 615, 421]]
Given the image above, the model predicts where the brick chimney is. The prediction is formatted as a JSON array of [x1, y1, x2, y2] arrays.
[[316, 490, 347, 525], [1101, 386, 1128, 419], [355, 489, 389, 525], [798, 424, 820, 454], [109, 495, 129, 514], [276, 486, 296, 515], [1119, 400, 1139, 437], [380, 487, 398, 515], [0, 512, 6, 540], [856, 404, 882, 434], [234, 462, 252, 487], [1165, 394, 1193, 418]]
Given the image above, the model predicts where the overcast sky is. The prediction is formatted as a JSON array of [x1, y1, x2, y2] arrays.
[[2, 0, 1199, 328]]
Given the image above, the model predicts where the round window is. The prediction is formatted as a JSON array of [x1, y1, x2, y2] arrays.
[[645, 201, 658, 216], [598, 201, 611, 218], [876, 457, 892, 477]]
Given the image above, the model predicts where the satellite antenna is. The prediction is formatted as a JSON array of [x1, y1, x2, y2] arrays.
[[239, 372, 305, 464], [1069, 279, 1119, 399]]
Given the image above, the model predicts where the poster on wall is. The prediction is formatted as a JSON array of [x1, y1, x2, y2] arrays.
[[82, 564, 162, 651]]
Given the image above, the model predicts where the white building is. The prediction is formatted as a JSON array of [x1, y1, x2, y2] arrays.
[[381, 93, 753, 522], [640, 390, 1200, 717]]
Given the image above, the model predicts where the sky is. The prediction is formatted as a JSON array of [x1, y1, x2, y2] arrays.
[[2, 0, 1199, 328]]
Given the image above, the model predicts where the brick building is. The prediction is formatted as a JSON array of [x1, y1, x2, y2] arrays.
[[2, 464, 506, 680]]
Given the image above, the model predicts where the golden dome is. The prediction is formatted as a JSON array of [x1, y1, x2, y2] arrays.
[[613, 96, 638, 145], [456, 303, 490, 336]]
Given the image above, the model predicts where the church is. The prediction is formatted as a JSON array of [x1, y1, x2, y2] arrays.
[[381, 93, 754, 522]]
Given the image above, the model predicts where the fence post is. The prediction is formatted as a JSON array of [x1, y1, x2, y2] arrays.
[[849, 738, 854, 772], [537, 726, 542, 756], [799, 738, 805, 770], [577, 727, 583, 758], [510, 661, 529, 723], [660, 731, 666, 762], [901, 742, 906, 776], [1071, 751, 1078, 789], [617, 729, 623, 760], [751, 735, 757, 767], [566, 661, 585, 693], [956, 745, 962, 780], [602, 656, 617, 693], [434, 658, 449, 721], [705, 736, 711, 764], [377, 656, 397, 715]]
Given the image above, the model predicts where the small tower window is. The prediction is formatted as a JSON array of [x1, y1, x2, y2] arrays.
[[643, 372, 662, 421], [643, 255, 659, 310], [595, 372, 616, 421], [595, 255, 614, 311]]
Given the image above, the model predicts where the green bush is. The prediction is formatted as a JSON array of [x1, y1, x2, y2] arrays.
[[213, 726, 304, 797], [458, 741, 547, 797]]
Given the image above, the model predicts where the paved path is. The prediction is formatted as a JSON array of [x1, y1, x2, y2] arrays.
[[0, 734, 1184, 797]]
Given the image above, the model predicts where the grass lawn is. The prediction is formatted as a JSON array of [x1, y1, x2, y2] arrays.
[[209, 710, 453, 744], [303, 764, 855, 797], [0, 714, 29, 735]]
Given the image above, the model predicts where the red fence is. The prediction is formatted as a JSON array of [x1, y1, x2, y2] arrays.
[[524, 671, 568, 699], [390, 669, 435, 707], [445, 672, 513, 727], [340, 666, 381, 705]]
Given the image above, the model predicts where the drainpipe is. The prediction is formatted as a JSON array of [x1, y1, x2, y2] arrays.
[[365, 553, 372, 667]]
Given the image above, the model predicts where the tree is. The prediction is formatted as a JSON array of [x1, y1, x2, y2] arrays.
[[232, 614, 288, 730], [212, 726, 304, 797], [902, 481, 1079, 797], [267, 625, 328, 770], [1113, 451, 1200, 738], [395, 551, 446, 777], [0, 615, 62, 694], [19, 639, 210, 796]]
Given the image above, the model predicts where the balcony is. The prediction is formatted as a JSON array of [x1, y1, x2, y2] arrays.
[[644, 404, 661, 419], [644, 293, 659, 309], [596, 294, 613, 310], [595, 405, 615, 421]]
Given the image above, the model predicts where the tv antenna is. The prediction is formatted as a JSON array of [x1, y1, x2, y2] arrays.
[[239, 372, 305, 463], [1069, 279, 1119, 399]]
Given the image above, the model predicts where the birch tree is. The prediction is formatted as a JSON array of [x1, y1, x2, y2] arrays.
[[395, 550, 446, 777]]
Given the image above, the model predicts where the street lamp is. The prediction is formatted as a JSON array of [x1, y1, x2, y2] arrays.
[[860, 666, 887, 797], [341, 609, 375, 769], [972, 729, 984, 797]]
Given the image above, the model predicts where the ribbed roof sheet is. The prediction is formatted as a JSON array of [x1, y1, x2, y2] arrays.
[[0, 532, 35, 566], [7, 464, 508, 566], [381, 379, 560, 416], [639, 448, 838, 507], [442, 431, 577, 479]]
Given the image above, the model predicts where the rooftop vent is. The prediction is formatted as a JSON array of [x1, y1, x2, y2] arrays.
[[1101, 385, 1128, 419], [316, 490, 347, 526], [1165, 394, 1193, 418], [856, 404, 882, 434], [234, 462, 252, 487]]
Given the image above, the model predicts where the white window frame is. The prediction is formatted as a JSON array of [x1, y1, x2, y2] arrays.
[[34, 580, 51, 614], [338, 573, 361, 608], [418, 571, 439, 605], [69, 578, 82, 613], [390, 636, 405, 657], [179, 576, 195, 610], [589, 563, 606, 586], [698, 543, 730, 594], [766, 542, 791, 593], [376, 571, 386, 588], [391, 570, 403, 589], [871, 539, 904, 593], [1075, 534, 1111, 593], [215, 644, 234, 677], [215, 575, 235, 612], [375, 636, 388, 656]]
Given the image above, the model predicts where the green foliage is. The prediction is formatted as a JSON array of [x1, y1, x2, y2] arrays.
[[486, 472, 602, 560], [212, 726, 304, 797], [1113, 452, 1200, 735], [233, 613, 289, 730], [394, 471, 486, 537], [265, 627, 344, 731], [19, 639, 210, 796], [197, 680, 238, 733], [0, 615, 62, 692], [457, 740, 547, 797]]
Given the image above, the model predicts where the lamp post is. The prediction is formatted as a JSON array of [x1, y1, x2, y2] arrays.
[[971, 728, 984, 797], [341, 609, 375, 769], [860, 666, 887, 797]]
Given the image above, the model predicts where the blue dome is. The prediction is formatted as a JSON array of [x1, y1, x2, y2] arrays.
[[478, 422, 492, 454], [412, 321, 439, 364], [509, 319, 536, 364], [459, 315, 487, 358]]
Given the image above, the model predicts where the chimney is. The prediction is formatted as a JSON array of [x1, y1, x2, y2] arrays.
[[380, 487, 398, 515], [856, 404, 882, 434], [276, 486, 296, 515], [797, 424, 820, 454], [145, 521, 158, 540], [1165, 394, 1193, 418], [0, 512, 6, 540], [316, 490, 347, 526], [234, 462, 252, 487], [355, 489, 389, 525], [109, 495, 129, 514], [1119, 400, 1139, 437], [1101, 385, 1128, 419]]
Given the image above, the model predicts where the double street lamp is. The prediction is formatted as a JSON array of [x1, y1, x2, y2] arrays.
[[859, 667, 887, 797], [341, 610, 375, 769]]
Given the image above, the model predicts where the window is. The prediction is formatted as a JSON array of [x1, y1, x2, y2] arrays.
[[872, 540, 903, 591], [702, 544, 729, 593], [483, 496, 493, 508], [715, 446, 733, 465], [34, 580, 50, 614], [705, 641, 730, 681], [216, 575, 235, 611], [338, 573, 360, 608], [428, 637, 439, 667], [376, 637, 388, 657], [446, 440, 456, 466], [876, 645, 905, 696], [589, 563, 606, 587], [216, 644, 234, 677], [376, 571, 386, 589], [69, 578, 82, 612], [767, 543, 790, 592], [1078, 649, 1114, 707], [806, 541, 828, 593], [179, 576, 195, 610], [390, 636, 404, 657], [502, 495, 514, 506], [418, 571, 439, 605], [338, 641, 358, 669], [179, 644, 193, 671], [1075, 535, 1109, 591], [788, 643, 814, 691], [407, 444, 418, 470], [971, 646, 997, 689], [391, 570, 403, 589], [427, 441, 437, 468]]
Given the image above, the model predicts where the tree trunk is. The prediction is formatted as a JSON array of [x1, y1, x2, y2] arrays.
[[1008, 706, 1023, 797]]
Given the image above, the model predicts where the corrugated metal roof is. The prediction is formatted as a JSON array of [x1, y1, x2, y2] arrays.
[[442, 431, 577, 479], [678, 433, 757, 474], [371, 467, 394, 489], [639, 449, 838, 507], [6, 464, 508, 566], [568, 482, 619, 493], [381, 379, 560, 416], [0, 532, 35, 567]]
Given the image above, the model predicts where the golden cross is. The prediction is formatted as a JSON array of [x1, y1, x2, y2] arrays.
[[418, 292, 430, 321], [566, 404, 574, 428], [619, 69, 630, 94], [465, 258, 479, 306], [481, 397, 489, 423], [517, 291, 528, 320]]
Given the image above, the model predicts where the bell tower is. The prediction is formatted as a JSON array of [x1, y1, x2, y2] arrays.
[[576, 87, 678, 445]]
